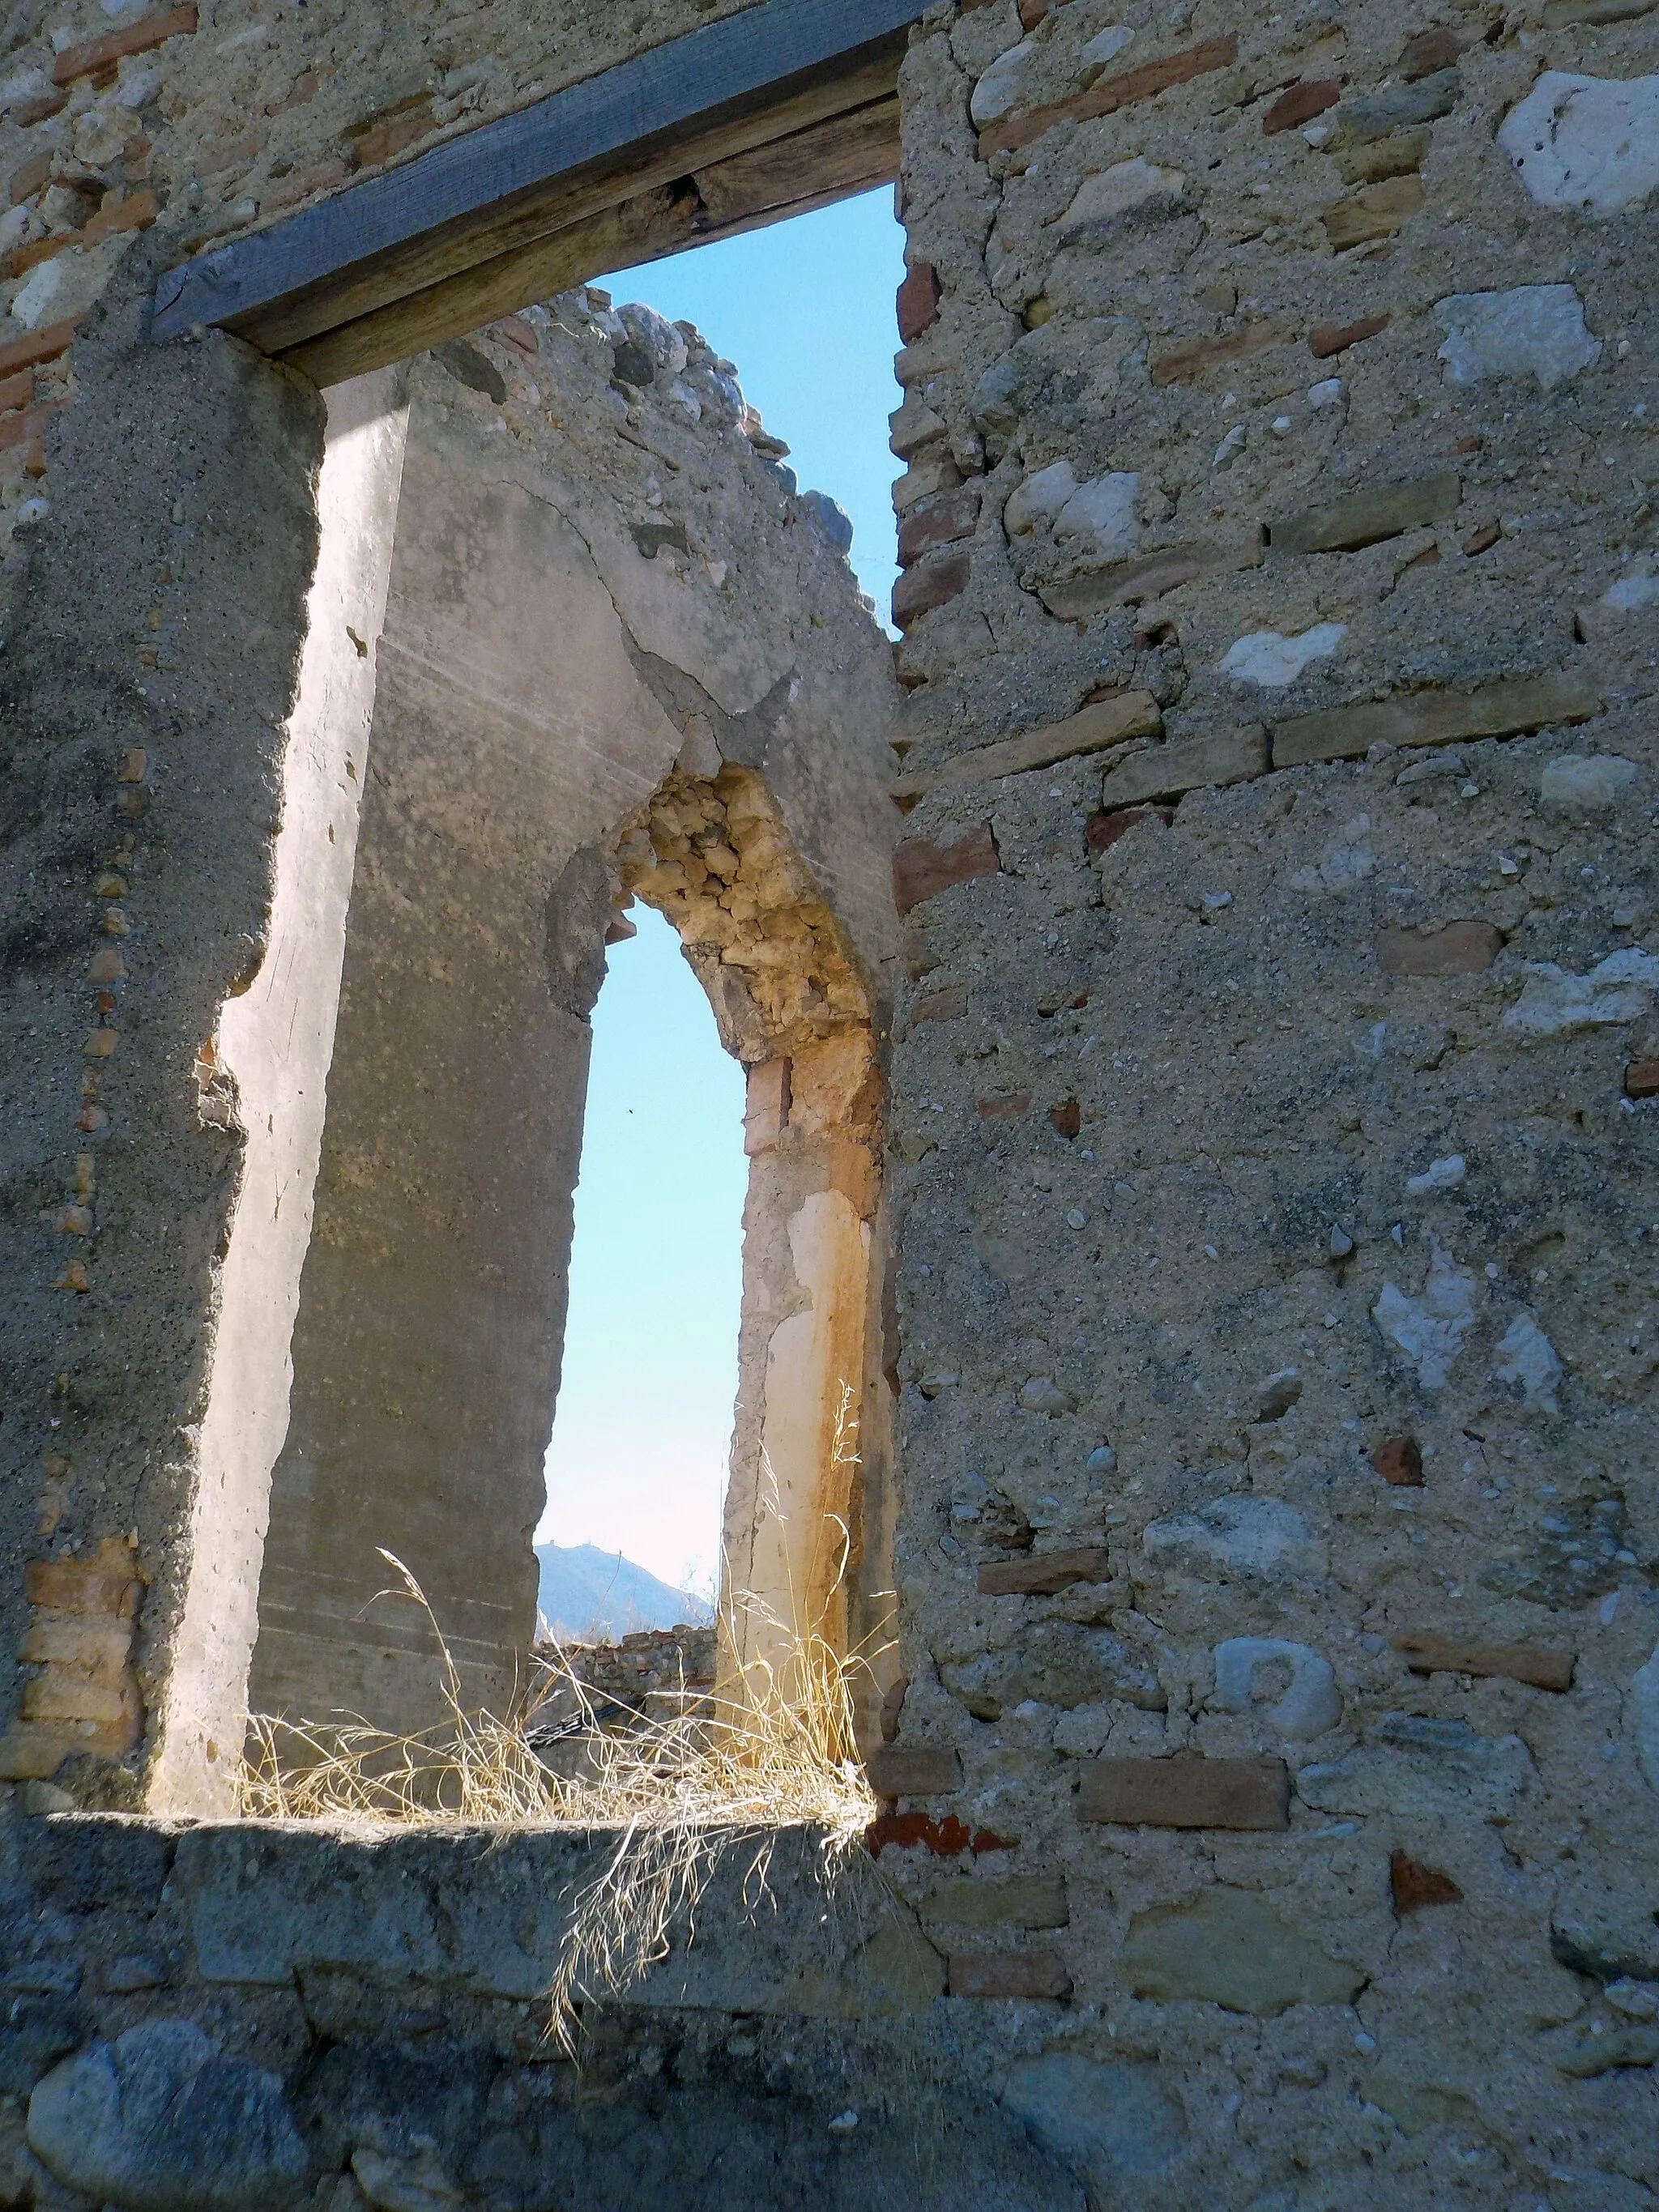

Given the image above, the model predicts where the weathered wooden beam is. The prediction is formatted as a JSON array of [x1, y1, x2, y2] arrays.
[[152, 0, 926, 361], [284, 96, 901, 388]]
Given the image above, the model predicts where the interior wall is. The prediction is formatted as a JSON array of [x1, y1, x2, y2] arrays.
[[248, 305, 898, 1741]]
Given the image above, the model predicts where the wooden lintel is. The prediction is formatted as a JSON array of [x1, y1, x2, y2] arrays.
[[282, 96, 902, 388], [152, 0, 926, 364]]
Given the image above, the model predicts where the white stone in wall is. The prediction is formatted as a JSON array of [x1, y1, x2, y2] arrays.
[[1631, 1641, 1659, 1794], [1433, 284, 1601, 392], [1540, 752, 1640, 811], [1499, 71, 1659, 215], [970, 34, 1038, 126], [1142, 1495, 1326, 1582], [1405, 1153, 1465, 1195], [1212, 1637, 1341, 1741], [1058, 157, 1185, 232], [1371, 1246, 1478, 1391], [1004, 458, 1078, 535], [1494, 1311, 1563, 1412], [1600, 560, 1659, 616], [1219, 623, 1346, 686], [1055, 470, 1141, 557], [1078, 25, 1135, 76], [1503, 946, 1659, 1040]]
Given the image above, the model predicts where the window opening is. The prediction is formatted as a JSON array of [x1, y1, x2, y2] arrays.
[[538, 901, 744, 1640]]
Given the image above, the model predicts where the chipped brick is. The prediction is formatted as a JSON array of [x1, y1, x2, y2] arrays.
[[1273, 673, 1600, 768], [1394, 1632, 1573, 1691], [1399, 26, 1478, 79], [1048, 1097, 1080, 1139], [1264, 79, 1341, 133], [1309, 313, 1391, 358], [1086, 803, 1173, 854], [949, 1952, 1072, 1999], [1375, 921, 1503, 977], [53, 3, 196, 85], [892, 691, 1162, 804], [1097, 726, 1267, 810], [1040, 532, 1263, 618], [911, 985, 968, 1025], [865, 1812, 1013, 1857], [978, 1548, 1111, 1596], [978, 1092, 1031, 1119], [892, 548, 970, 632], [1151, 319, 1293, 388], [1370, 1437, 1424, 1485], [979, 36, 1239, 157], [1391, 1852, 1464, 1912], [893, 825, 999, 914], [1078, 1756, 1290, 1829], [898, 484, 982, 565], [1269, 473, 1460, 556], [866, 1745, 962, 1796], [927, 1878, 1068, 1929], [1323, 173, 1425, 251], [1626, 1057, 1659, 1099], [897, 262, 941, 343]]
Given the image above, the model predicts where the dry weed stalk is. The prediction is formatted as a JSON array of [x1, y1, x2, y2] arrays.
[[237, 1389, 885, 2046]]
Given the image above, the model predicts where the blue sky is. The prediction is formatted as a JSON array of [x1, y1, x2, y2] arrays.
[[538, 189, 905, 1593]]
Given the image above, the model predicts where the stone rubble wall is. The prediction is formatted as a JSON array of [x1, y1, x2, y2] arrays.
[[0, 1812, 1082, 2212], [867, 0, 1659, 2206], [0, 0, 755, 543]]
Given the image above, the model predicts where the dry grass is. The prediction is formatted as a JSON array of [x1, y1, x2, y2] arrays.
[[237, 1392, 885, 2044]]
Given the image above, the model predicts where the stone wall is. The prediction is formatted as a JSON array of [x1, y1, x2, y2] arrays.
[[869, 0, 1659, 2204], [3, 0, 1659, 2202]]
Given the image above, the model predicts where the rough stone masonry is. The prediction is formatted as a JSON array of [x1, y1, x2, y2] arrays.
[[0, 0, 1657, 2205]]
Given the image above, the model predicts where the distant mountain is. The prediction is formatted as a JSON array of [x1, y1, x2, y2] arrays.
[[535, 1541, 713, 1643]]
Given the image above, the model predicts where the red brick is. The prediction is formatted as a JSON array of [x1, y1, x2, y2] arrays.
[[866, 1745, 961, 1796], [83, 186, 158, 244], [897, 262, 941, 343], [53, 4, 196, 84], [0, 317, 77, 378], [898, 484, 981, 566], [892, 549, 970, 632], [258, 156, 352, 212], [1152, 318, 1293, 388], [949, 1952, 1072, 1999], [1085, 804, 1172, 855], [1048, 1097, 1080, 1139], [12, 91, 67, 126], [979, 35, 1238, 156], [1263, 79, 1340, 133], [1461, 518, 1502, 557], [0, 371, 32, 415], [977, 1092, 1031, 1120], [1078, 1756, 1290, 1830], [1017, 0, 1055, 20], [1309, 313, 1390, 358], [979, 1548, 1111, 1597], [1394, 1632, 1572, 1692], [1375, 921, 1502, 977], [1399, 26, 1476, 78], [1390, 1852, 1463, 1914], [495, 314, 539, 352], [1369, 1436, 1422, 1486], [0, 399, 64, 454], [893, 824, 999, 915], [348, 100, 437, 169], [1627, 1057, 1659, 1100], [9, 149, 52, 204], [865, 1812, 1013, 1857]]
